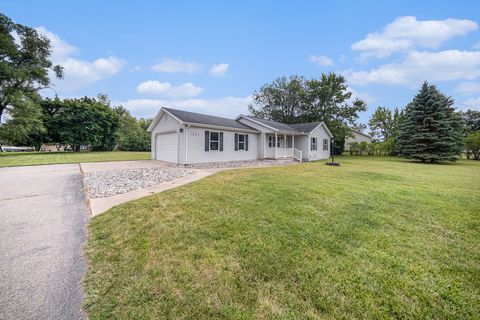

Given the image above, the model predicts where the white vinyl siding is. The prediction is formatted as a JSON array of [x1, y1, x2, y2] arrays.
[[344, 131, 372, 151], [294, 125, 331, 161], [185, 126, 258, 163]]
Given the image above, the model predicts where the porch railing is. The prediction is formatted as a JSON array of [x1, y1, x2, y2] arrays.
[[293, 148, 302, 162]]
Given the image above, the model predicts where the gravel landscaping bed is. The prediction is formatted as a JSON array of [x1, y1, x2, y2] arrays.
[[186, 159, 294, 169], [85, 168, 196, 199]]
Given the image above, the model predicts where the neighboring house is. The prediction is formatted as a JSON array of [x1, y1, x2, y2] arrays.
[[344, 129, 372, 150], [147, 107, 333, 165], [40, 144, 64, 152]]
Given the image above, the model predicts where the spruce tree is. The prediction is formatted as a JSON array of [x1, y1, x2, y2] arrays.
[[397, 82, 464, 162]]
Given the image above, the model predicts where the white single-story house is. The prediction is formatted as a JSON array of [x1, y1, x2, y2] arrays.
[[147, 107, 333, 165], [344, 129, 372, 150]]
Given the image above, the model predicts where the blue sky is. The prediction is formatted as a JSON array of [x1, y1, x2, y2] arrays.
[[4, 1, 480, 125]]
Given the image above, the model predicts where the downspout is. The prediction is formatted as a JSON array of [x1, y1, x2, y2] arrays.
[[184, 124, 190, 165]]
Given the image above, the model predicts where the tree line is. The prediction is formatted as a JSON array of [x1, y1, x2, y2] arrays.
[[1, 94, 151, 152], [251, 76, 479, 162]]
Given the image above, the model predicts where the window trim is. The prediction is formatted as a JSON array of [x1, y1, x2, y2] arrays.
[[311, 137, 317, 151], [237, 133, 246, 151], [268, 135, 274, 148], [277, 136, 285, 148], [209, 131, 220, 151], [323, 138, 329, 151]]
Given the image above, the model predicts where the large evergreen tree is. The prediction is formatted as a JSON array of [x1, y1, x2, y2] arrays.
[[397, 82, 464, 162]]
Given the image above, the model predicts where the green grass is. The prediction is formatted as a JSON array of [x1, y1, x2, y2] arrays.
[[84, 156, 480, 319], [0, 151, 150, 167]]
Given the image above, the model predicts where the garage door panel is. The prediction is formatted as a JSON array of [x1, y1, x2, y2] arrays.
[[155, 132, 178, 163]]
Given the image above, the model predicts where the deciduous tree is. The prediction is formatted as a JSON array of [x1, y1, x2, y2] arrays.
[[39, 96, 119, 151], [0, 13, 63, 122], [368, 106, 394, 141], [460, 109, 480, 135], [465, 131, 480, 160], [114, 106, 151, 151]]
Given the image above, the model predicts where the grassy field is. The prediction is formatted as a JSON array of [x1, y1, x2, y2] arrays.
[[0, 151, 150, 167], [84, 156, 480, 319]]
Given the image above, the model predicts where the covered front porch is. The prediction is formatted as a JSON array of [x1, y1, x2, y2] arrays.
[[262, 132, 302, 161]]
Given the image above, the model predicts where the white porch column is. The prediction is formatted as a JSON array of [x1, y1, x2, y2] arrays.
[[284, 133, 286, 157], [292, 134, 295, 156], [274, 132, 277, 159], [262, 132, 265, 159]]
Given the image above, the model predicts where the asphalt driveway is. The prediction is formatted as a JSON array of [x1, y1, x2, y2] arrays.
[[0, 164, 88, 319]]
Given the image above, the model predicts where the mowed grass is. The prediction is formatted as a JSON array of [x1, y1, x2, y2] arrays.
[[84, 156, 480, 319], [0, 151, 150, 167]]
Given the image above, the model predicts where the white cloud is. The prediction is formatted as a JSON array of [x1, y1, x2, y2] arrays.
[[151, 59, 200, 73], [116, 96, 253, 119], [455, 82, 480, 95], [209, 63, 229, 77], [309, 54, 334, 66], [36, 26, 78, 61], [137, 81, 172, 94], [351, 16, 478, 59], [136, 81, 203, 98], [346, 50, 480, 86], [128, 65, 142, 73], [36, 26, 125, 91]]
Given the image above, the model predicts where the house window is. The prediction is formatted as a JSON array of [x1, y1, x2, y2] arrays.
[[311, 137, 317, 151], [277, 136, 285, 148], [323, 138, 329, 151], [210, 131, 219, 151], [238, 134, 246, 150], [268, 135, 274, 147]]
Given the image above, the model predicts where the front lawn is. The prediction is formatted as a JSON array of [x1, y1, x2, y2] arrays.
[[0, 151, 150, 167], [84, 156, 480, 319]]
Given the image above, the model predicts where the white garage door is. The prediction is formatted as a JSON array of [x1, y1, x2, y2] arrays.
[[155, 132, 178, 163]]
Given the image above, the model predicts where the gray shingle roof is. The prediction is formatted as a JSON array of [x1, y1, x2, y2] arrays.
[[164, 108, 256, 131], [351, 129, 372, 138], [289, 122, 322, 133], [242, 116, 299, 132]]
